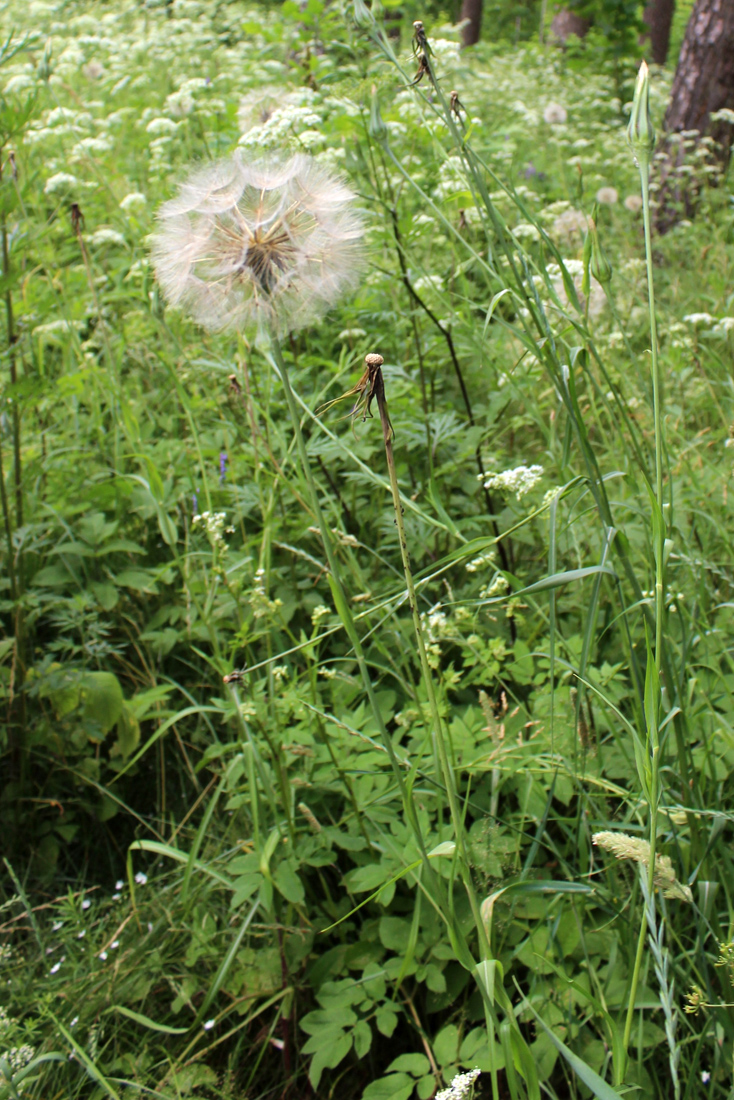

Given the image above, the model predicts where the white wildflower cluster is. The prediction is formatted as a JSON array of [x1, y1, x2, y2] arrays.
[[512, 222, 541, 242], [239, 103, 322, 150], [89, 227, 126, 248], [120, 191, 147, 213], [192, 510, 233, 550], [250, 568, 283, 620], [465, 551, 495, 573], [683, 313, 715, 327], [311, 605, 330, 626], [4, 1044, 35, 1070], [436, 1068, 481, 1100], [482, 464, 543, 499], [413, 274, 445, 294], [480, 574, 510, 600], [44, 172, 83, 194], [428, 38, 461, 66], [271, 665, 289, 684], [421, 603, 453, 644], [434, 155, 470, 201]]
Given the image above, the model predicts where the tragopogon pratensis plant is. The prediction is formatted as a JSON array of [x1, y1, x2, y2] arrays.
[[151, 152, 364, 337]]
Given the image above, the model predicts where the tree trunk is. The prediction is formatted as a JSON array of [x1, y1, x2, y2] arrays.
[[460, 0, 482, 46], [655, 0, 734, 231], [548, 8, 590, 45], [642, 0, 675, 64], [665, 0, 734, 156]]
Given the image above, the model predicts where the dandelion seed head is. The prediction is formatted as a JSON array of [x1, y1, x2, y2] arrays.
[[595, 186, 618, 205], [543, 102, 567, 125], [150, 152, 365, 337], [624, 194, 643, 212]]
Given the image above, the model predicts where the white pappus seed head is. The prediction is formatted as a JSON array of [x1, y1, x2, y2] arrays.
[[150, 152, 365, 337]]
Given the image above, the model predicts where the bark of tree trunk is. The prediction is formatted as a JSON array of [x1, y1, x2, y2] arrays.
[[665, 0, 734, 156], [460, 0, 482, 46], [642, 0, 675, 64], [549, 8, 589, 44], [656, 0, 734, 231]]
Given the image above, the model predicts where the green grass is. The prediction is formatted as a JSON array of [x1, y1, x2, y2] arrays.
[[1, 1, 734, 1098]]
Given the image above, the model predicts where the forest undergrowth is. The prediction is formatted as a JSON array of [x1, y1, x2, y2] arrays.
[[1, 1, 734, 1098]]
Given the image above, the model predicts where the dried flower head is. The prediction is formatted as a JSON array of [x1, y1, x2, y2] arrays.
[[151, 152, 365, 336]]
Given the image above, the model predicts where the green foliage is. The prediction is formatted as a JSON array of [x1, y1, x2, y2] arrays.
[[0, 1, 732, 1099]]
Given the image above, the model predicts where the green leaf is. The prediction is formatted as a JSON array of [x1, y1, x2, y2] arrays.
[[387, 1053, 431, 1077], [307, 1031, 352, 1089], [361, 1073, 415, 1100], [110, 1006, 188, 1034], [522, 997, 623, 1099], [433, 1023, 460, 1066], [81, 672, 124, 735], [273, 863, 305, 905]]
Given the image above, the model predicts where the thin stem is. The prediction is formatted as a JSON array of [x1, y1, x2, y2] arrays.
[[622, 153, 665, 1066], [265, 335, 437, 878], [368, 355, 491, 958]]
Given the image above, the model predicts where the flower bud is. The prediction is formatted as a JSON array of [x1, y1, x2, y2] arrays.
[[368, 85, 388, 144], [627, 60, 655, 162], [353, 0, 375, 29], [588, 213, 612, 287]]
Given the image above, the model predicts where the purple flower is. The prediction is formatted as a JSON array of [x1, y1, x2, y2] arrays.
[[219, 453, 228, 484], [193, 492, 199, 515]]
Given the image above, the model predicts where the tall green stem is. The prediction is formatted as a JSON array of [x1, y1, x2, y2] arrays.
[[622, 152, 665, 1065]]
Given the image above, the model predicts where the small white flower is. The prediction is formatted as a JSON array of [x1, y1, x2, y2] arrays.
[[111, 940, 119, 949], [543, 102, 567, 124], [89, 227, 126, 248], [436, 1067, 481, 1100], [146, 117, 179, 136], [120, 192, 146, 213], [52, 921, 63, 931], [203, 1019, 215, 1030], [701, 1070, 711, 1083], [683, 313, 715, 327], [484, 464, 543, 499], [81, 899, 91, 910], [134, 872, 148, 885], [115, 880, 124, 890], [99, 951, 108, 960], [71, 1017, 79, 1027], [44, 172, 81, 195], [77, 929, 86, 939], [413, 274, 444, 293], [595, 186, 618, 205]]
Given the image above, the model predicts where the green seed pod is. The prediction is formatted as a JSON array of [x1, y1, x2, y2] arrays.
[[627, 60, 655, 163], [588, 211, 612, 287]]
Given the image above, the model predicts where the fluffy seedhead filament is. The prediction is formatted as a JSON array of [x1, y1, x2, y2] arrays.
[[151, 153, 365, 336]]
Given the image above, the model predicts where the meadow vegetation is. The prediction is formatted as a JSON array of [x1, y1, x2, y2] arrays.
[[1, 1, 734, 1098]]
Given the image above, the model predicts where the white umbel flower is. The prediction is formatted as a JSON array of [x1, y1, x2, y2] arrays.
[[151, 153, 364, 336]]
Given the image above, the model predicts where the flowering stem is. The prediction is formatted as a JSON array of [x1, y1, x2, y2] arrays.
[[622, 152, 665, 1069]]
